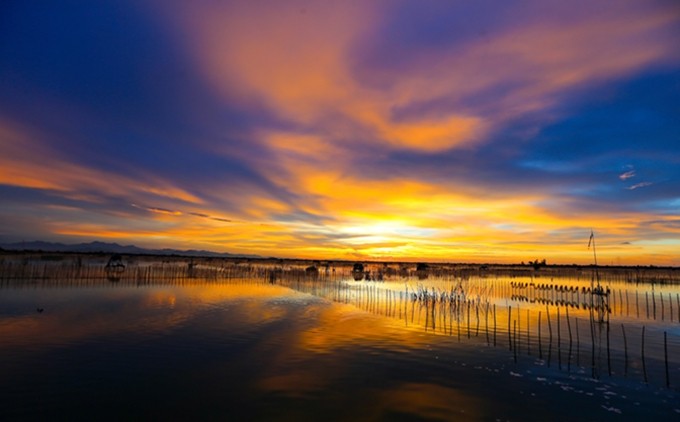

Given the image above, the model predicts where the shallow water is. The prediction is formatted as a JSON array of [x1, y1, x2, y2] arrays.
[[1, 270, 679, 420]]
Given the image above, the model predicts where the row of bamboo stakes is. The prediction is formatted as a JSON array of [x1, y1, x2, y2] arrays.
[[272, 275, 678, 389], [0, 258, 677, 388]]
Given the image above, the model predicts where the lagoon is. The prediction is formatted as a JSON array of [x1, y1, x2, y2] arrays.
[[1, 257, 679, 420]]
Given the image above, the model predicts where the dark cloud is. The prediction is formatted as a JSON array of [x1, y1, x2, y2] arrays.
[[141, 206, 182, 216]]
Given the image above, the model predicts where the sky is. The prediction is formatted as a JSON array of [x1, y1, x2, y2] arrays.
[[1, 0, 679, 265]]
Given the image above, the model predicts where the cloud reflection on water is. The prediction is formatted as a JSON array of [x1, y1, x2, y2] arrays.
[[0, 276, 679, 419]]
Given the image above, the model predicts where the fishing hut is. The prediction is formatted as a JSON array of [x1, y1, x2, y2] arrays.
[[352, 263, 364, 281]]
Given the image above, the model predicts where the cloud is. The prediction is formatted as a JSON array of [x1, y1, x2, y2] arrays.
[[628, 182, 653, 190], [0, 119, 205, 205], [619, 170, 636, 181], [131, 205, 183, 216], [133, 205, 240, 224], [1, 1, 679, 265]]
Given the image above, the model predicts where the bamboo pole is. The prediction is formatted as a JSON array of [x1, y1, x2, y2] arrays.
[[670, 293, 674, 324], [526, 309, 530, 355], [641, 326, 648, 384], [606, 318, 611, 376], [493, 304, 497, 346], [508, 305, 512, 350], [621, 324, 628, 377], [664, 331, 670, 388], [660, 291, 665, 321], [513, 319, 518, 363], [485, 301, 490, 345], [575, 317, 580, 366]]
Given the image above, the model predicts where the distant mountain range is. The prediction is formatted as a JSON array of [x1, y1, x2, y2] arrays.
[[0, 241, 261, 259]]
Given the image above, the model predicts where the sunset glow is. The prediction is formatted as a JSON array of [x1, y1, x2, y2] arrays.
[[1, 1, 678, 265]]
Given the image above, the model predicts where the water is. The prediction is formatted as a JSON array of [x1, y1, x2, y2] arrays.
[[1, 261, 679, 420]]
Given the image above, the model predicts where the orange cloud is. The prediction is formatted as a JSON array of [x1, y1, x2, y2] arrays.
[[4, 2, 678, 266], [0, 120, 204, 205], [168, 1, 494, 153], [166, 0, 679, 159]]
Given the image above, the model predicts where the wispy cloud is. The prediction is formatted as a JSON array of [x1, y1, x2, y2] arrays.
[[137, 206, 183, 216], [1, 1, 678, 265], [619, 170, 636, 181], [627, 182, 653, 190]]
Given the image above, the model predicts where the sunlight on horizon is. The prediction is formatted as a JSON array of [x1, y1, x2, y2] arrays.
[[0, 1, 678, 266]]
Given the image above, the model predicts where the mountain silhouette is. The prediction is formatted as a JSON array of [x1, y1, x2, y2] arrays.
[[0, 240, 260, 258]]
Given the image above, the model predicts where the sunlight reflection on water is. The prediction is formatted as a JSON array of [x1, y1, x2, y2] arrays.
[[0, 269, 679, 420]]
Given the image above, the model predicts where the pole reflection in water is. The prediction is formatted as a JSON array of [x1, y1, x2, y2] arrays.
[[273, 271, 680, 389], [0, 258, 679, 420]]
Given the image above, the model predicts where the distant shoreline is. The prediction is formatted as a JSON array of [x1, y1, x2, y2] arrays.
[[1, 248, 678, 271]]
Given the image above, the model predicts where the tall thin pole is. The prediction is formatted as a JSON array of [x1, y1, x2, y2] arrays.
[[588, 229, 600, 291]]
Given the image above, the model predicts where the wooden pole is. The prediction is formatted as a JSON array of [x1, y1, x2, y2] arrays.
[[527, 309, 531, 356], [664, 331, 670, 387], [485, 301, 490, 345], [513, 320, 518, 363], [493, 304, 496, 346], [670, 293, 674, 324], [538, 310, 543, 359], [606, 317, 611, 376], [475, 300, 480, 337], [575, 317, 580, 366], [589, 307, 596, 378], [621, 324, 628, 377], [546, 305, 553, 346], [557, 307, 561, 347], [508, 305, 512, 350], [641, 326, 648, 383], [467, 300, 471, 339], [557, 306, 562, 369]]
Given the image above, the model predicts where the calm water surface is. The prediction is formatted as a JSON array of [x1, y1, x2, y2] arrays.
[[1, 271, 679, 421]]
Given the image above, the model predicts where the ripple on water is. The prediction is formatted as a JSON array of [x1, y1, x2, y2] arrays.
[[0, 278, 679, 420]]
